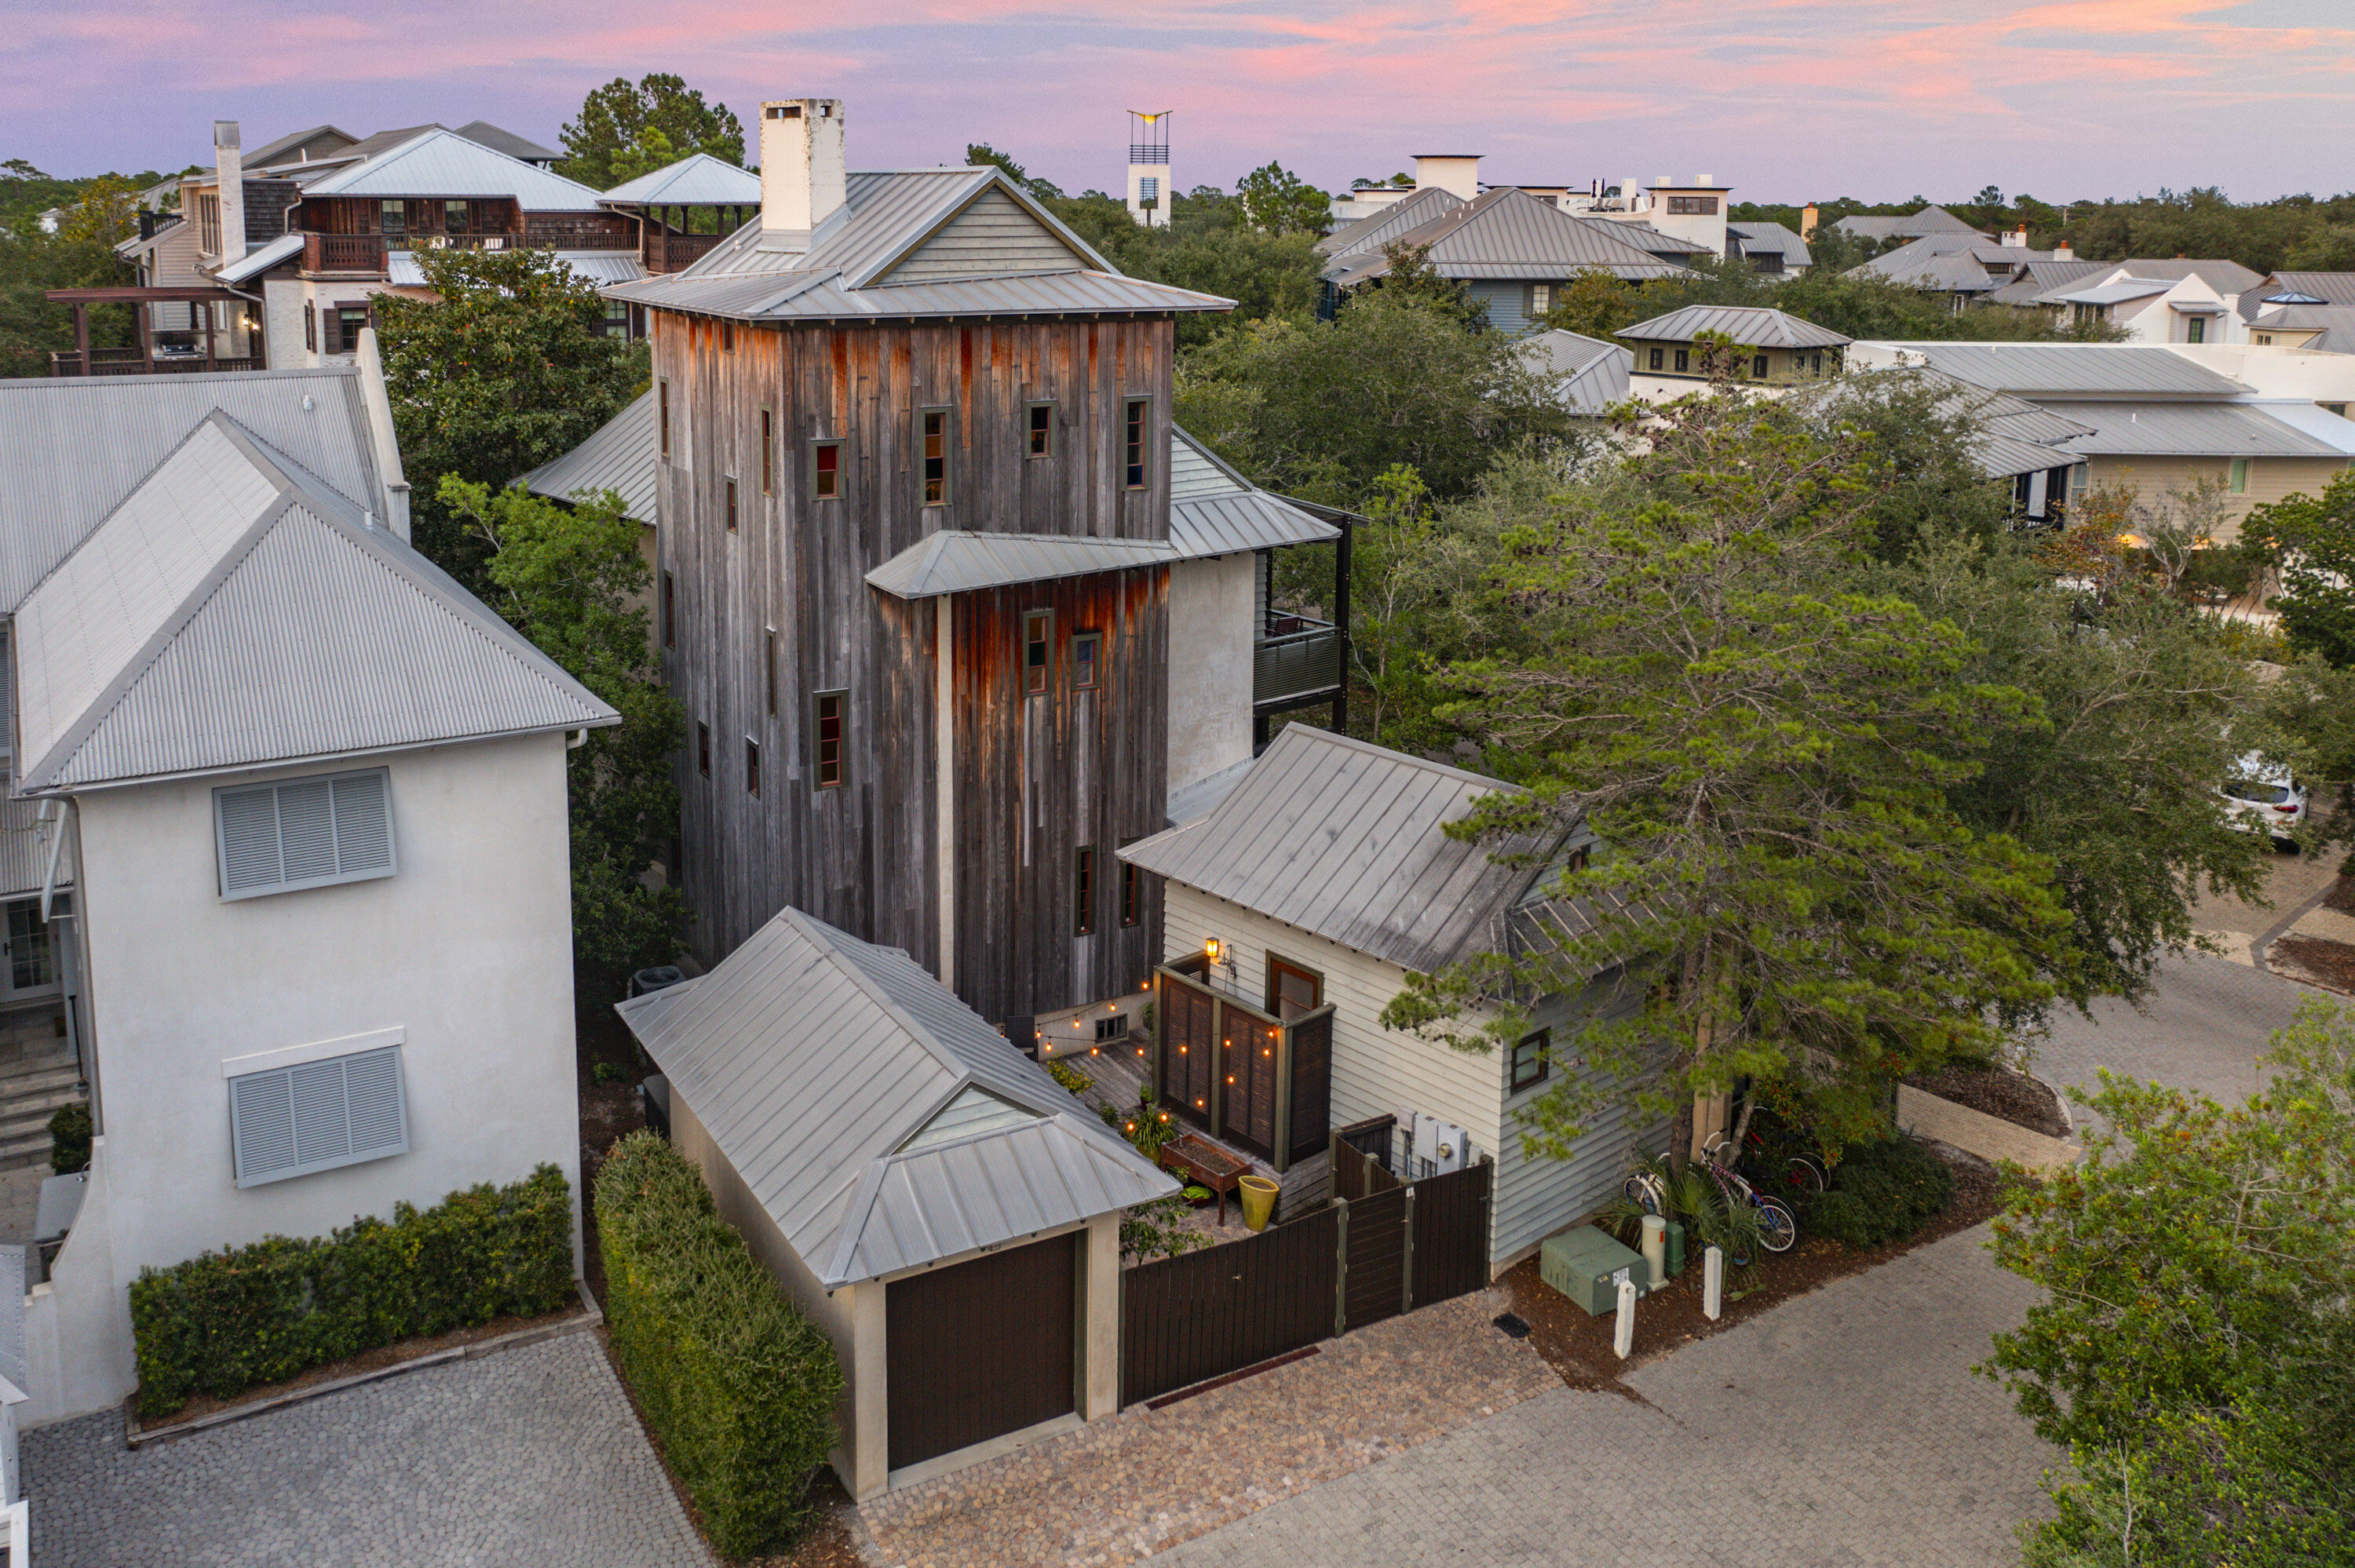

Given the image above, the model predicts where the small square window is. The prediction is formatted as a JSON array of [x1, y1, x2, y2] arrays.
[[1075, 846, 1096, 936], [813, 690, 846, 789], [811, 439, 842, 501], [725, 476, 738, 533], [1674, 349, 1690, 374], [1072, 630, 1101, 691], [1511, 1028, 1551, 1093], [922, 410, 951, 505], [1123, 399, 1148, 490], [760, 410, 776, 494], [696, 720, 711, 778], [1648, 347, 1663, 371], [1024, 611, 1052, 696], [1028, 403, 1053, 458], [745, 738, 761, 797]]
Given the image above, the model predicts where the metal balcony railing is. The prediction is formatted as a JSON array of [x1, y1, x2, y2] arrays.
[[1254, 617, 1342, 708]]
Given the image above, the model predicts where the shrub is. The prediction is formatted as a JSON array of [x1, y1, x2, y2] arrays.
[[1046, 1058, 1093, 1096], [129, 1164, 574, 1418], [1808, 1136, 1955, 1249], [596, 1132, 841, 1558], [48, 1101, 90, 1174]]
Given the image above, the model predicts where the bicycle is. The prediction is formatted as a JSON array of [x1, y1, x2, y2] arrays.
[[1698, 1132, 1799, 1256]]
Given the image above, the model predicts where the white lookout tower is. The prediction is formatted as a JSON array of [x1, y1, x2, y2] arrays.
[[1126, 110, 1171, 228]]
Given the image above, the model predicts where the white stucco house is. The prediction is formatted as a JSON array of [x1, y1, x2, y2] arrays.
[[0, 341, 615, 1424]]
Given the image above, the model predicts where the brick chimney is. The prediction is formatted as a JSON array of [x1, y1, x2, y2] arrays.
[[213, 120, 246, 262], [759, 99, 846, 242], [1800, 202, 1820, 240]]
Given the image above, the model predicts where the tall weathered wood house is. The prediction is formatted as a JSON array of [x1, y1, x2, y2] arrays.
[[604, 99, 1345, 1032]]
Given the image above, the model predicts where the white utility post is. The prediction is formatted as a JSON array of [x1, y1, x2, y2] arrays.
[[1703, 1245, 1725, 1320], [1612, 1275, 1638, 1359]]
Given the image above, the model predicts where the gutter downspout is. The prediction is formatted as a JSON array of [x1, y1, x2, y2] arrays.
[[936, 594, 955, 995], [353, 326, 413, 542]]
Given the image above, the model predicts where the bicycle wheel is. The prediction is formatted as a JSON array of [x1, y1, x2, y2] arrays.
[[1755, 1196, 1798, 1253], [1784, 1155, 1826, 1194], [1623, 1172, 1666, 1215]]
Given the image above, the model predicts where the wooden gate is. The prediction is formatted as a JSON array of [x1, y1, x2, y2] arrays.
[[1121, 1159, 1493, 1406], [887, 1232, 1076, 1471], [1152, 966, 1334, 1173]]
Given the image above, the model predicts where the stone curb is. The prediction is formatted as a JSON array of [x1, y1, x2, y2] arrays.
[[1895, 1082, 2080, 1172], [122, 1278, 603, 1450]]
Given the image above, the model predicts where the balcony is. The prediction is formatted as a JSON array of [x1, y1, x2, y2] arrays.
[[647, 230, 727, 274], [525, 213, 637, 251], [49, 347, 261, 377], [1254, 614, 1342, 710], [301, 232, 388, 277]]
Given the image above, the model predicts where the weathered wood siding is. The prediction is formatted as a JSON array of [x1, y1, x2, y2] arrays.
[[655, 309, 1175, 1020]]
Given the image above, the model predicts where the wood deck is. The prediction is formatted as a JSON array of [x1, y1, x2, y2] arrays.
[[1054, 1041, 1331, 1222]]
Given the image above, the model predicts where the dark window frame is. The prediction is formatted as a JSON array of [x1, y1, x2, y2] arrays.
[[765, 627, 778, 717], [921, 407, 953, 507], [725, 476, 738, 533], [1074, 846, 1096, 936], [1023, 609, 1053, 698], [1510, 1027, 1552, 1093], [1265, 954, 1325, 1019], [1674, 348, 1690, 374], [721, 319, 735, 352], [760, 409, 776, 494], [745, 736, 761, 797], [1123, 399, 1149, 490], [1071, 629, 1101, 691], [812, 689, 847, 790], [661, 571, 676, 649], [1119, 836, 1141, 927], [1752, 353, 1769, 379], [1665, 195, 1718, 215], [659, 380, 670, 461], [1648, 346, 1663, 370], [1026, 400, 1054, 458], [696, 720, 711, 779], [810, 438, 843, 502]]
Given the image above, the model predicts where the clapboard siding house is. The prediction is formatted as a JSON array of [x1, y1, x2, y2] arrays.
[[1120, 726, 1667, 1274], [604, 97, 1340, 1032]]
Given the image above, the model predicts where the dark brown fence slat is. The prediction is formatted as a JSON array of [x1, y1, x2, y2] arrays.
[[1343, 1185, 1408, 1333], [1121, 1209, 1338, 1406], [1408, 1161, 1492, 1307]]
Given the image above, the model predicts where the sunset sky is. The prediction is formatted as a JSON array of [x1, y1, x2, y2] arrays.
[[5, 1, 2350, 203]]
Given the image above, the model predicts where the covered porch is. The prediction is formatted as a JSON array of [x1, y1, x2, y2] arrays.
[[43, 286, 261, 377]]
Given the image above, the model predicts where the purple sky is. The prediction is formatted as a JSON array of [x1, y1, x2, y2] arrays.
[[7, 1, 2352, 203]]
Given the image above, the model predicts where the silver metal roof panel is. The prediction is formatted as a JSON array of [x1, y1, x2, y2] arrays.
[[1316, 186, 1466, 258], [867, 531, 1178, 598], [1616, 305, 1852, 348], [216, 232, 302, 283], [2057, 399, 2353, 458], [519, 388, 656, 522], [1862, 342, 2251, 398], [301, 128, 607, 210], [1327, 188, 1692, 285], [597, 152, 761, 208]]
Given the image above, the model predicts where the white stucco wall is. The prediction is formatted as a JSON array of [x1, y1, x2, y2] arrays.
[[2163, 343, 2355, 405], [30, 732, 581, 1424], [1165, 555, 1255, 797]]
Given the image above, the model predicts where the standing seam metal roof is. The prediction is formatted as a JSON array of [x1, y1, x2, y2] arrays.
[[614, 907, 1175, 1286], [298, 128, 607, 210], [519, 389, 657, 522], [2054, 401, 2350, 458], [1616, 306, 1851, 349], [1863, 343, 2251, 398], [1325, 187, 1691, 285], [1315, 186, 1467, 258], [597, 153, 762, 208]]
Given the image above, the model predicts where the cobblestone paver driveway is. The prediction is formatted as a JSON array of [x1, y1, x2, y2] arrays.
[[1156, 1222, 2052, 1568], [25, 1331, 713, 1568]]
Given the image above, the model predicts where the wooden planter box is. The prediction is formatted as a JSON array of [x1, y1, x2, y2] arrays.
[[1896, 1082, 2081, 1173]]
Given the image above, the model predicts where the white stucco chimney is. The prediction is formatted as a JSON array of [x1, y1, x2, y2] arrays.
[[213, 120, 246, 262], [759, 99, 846, 241], [1411, 154, 1482, 201]]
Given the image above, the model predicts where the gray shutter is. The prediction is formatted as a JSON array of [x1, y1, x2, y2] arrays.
[[219, 786, 283, 893], [331, 770, 392, 874], [277, 779, 336, 882], [217, 768, 395, 898], [232, 1045, 407, 1187]]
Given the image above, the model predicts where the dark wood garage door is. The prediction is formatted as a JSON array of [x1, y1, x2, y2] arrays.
[[885, 1231, 1078, 1472]]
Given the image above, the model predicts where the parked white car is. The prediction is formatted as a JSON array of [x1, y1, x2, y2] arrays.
[[2218, 753, 2307, 848]]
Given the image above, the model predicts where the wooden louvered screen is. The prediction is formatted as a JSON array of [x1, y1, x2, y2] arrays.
[[216, 768, 396, 899], [1159, 970, 1218, 1129], [1284, 1006, 1335, 1165], [1219, 1004, 1280, 1160], [230, 1045, 409, 1187]]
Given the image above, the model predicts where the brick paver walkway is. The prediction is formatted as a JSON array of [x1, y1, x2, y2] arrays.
[[1156, 1222, 2052, 1568], [24, 1330, 712, 1568], [2036, 950, 2310, 1136]]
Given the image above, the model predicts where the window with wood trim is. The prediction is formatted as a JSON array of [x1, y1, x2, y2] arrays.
[[215, 768, 396, 900], [1666, 195, 1718, 215], [1529, 282, 1552, 315], [1123, 399, 1148, 490], [765, 627, 778, 717], [1071, 630, 1101, 691], [760, 410, 775, 493], [812, 690, 846, 789], [1674, 349, 1689, 374], [1119, 837, 1141, 927], [922, 410, 951, 505], [1028, 402, 1053, 458], [230, 1045, 408, 1188], [1511, 1028, 1551, 1093], [659, 381, 670, 460], [696, 720, 711, 778], [1074, 847, 1096, 935], [811, 439, 842, 501], [1024, 611, 1052, 696], [725, 476, 739, 533], [1648, 346, 1662, 370], [745, 737, 761, 797], [1751, 354, 1769, 379], [661, 571, 676, 648], [721, 319, 735, 352]]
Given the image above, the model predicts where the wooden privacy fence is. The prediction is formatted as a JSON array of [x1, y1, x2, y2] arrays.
[[1121, 1158, 1492, 1406], [1155, 965, 1332, 1172]]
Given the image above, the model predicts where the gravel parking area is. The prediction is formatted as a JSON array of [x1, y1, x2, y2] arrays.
[[24, 1330, 712, 1568]]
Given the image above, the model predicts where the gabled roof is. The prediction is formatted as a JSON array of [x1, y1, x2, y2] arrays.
[[2052, 278, 2174, 306], [1168, 428, 1340, 557], [2051, 401, 2351, 459], [2251, 304, 2355, 352], [1838, 366, 2095, 478], [1728, 221, 1811, 265], [1864, 342, 2250, 399], [214, 232, 302, 284], [598, 152, 761, 207], [1519, 329, 1633, 416], [1833, 205, 1983, 240], [2251, 272, 2355, 320], [243, 124, 362, 170], [520, 389, 657, 523], [452, 121, 560, 164], [1326, 188, 1690, 286], [609, 165, 1232, 322], [1617, 305, 1851, 349], [615, 906, 1175, 1288], [1316, 186, 1466, 257], [866, 531, 1178, 598], [1120, 725, 1611, 976], [1985, 258, 2109, 306], [10, 414, 616, 793], [299, 128, 607, 210], [0, 368, 385, 615]]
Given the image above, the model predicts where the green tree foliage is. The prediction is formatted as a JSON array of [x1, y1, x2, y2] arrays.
[[1382, 382, 2075, 1161], [2240, 469, 2355, 668], [558, 73, 744, 191], [2283, 222, 2355, 272], [1235, 161, 1332, 237], [373, 246, 644, 580], [53, 173, 141, 246], [0, 163, 151, 377], [1987, 996, 2355, 1564], [964, 142, 1064, 202], [1177, 290, 1567, 507], [439, 479, 685, 997], [2060, 186, 2355, 275]]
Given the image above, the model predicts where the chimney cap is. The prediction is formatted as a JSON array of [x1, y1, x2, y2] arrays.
[[213, 120, 241, 150]]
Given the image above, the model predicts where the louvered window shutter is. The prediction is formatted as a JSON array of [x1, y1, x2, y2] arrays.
[[231, 1045, 408, 1187], [321, 305, 341, 355], [217, 768, 396, 898]]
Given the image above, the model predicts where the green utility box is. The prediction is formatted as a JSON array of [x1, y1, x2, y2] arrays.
[[1539, 1225, 1651, 1315], [1665, 1220, 1687, 1278]]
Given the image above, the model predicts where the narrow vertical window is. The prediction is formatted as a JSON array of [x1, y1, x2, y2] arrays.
[[1028, 403, 1053, 458], [765, 627, 778, 717], [1024, 611, 1051, 696], [745, 738, 761, 797], [2229, 458, 2249, 494], [1074, 847, 1096, 936], [661, 571, 676, 649], [696, 721, 711, 778], [811, 439, 842, 501], [1071, 631, 1101, 691], [1674, 349, 1690, 374], [812, 691, 846, 789], [304, 301, 316, 352], [1119, 837, 1141, 928], [1751, 354, 1769, 379], [725, 477, 739, 533], [721, 319, 735, 352], [1648, 347, 1663, 370], [922, 410, 950, 505], [659, 380, 670, 460], [1123, 399, 1148, 490], [760, 410, 775, 494]]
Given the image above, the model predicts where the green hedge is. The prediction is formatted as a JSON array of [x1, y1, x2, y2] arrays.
[[128, 1164, 575, 1419], [1807, 1134, 1956, 1249], [596, 1132, 842, 1558], [48, 1102, 90, 1174]]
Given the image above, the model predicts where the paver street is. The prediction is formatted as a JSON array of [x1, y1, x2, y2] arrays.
[[1159, 1220, 2051, 1568], [24, 1333, 712, 1568]]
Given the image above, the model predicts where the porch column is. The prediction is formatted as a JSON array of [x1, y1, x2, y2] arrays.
[[71, 304, 89, 377], [1332, 516, 1354, 738], [134, 297, 151, 369], [203, 302, 216, 371], [1082, 1212, 1120, 1419]]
